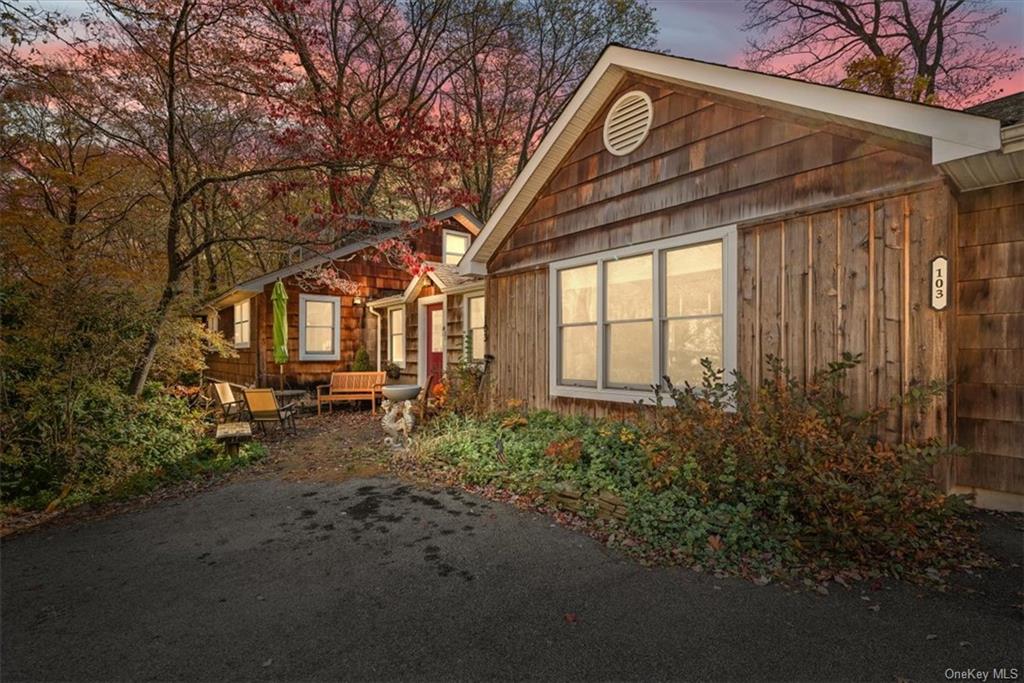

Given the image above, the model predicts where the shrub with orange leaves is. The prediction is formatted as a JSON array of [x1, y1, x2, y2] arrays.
[[629, 354, 977, 579], [545, 437, 583, 465]]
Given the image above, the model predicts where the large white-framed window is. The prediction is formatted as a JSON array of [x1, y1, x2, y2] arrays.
[[442, 229, 470, 265], [233, 299, 251, 349], [464, 293, 486, 361], [388, 306, 406, 367], [298, 294, 340, 361], [549, 225, 737, 404]]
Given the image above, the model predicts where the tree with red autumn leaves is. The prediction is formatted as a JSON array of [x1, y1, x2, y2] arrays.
[[2, 0, 658, 395]]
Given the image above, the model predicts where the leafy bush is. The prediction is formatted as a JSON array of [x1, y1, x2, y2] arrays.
[[415, 358, 979, 581], [433, 359, 489, 418], [0, 284, 257, 511], [351, 346, 371, 372], [2, 380, 214, 509]]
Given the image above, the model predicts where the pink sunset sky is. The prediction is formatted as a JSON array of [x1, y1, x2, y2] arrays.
[[650, 0, 1024, 103], [28, 0, 1024, 104]]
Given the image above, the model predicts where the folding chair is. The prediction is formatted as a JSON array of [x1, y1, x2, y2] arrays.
[[243, 388, 298, 435], [212, 382, 246, 422]]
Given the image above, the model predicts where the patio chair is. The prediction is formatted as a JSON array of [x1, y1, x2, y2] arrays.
[[243, 388, 298, 435], [212, 382, 246, 422]]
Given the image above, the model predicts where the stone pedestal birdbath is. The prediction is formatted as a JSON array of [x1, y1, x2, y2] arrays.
[[381, 385, 420, 402], [380, 385, 420, 447]]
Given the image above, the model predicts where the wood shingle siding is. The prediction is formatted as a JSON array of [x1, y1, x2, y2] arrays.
[[488, 78, 942, 275], [953, 181, 1024, 497], [205, 221, 476, 388]]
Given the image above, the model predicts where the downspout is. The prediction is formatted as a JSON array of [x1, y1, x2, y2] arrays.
[[370, 306, 383, 371]]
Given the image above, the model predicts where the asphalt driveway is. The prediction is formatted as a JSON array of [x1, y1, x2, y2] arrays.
[[2, 476, 1022, 682]]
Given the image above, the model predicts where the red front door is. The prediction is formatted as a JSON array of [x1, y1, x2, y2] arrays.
[[425, 303, 444, 386]]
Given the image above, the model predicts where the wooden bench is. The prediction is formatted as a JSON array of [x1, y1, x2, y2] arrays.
[[317, 372, 386, 415]]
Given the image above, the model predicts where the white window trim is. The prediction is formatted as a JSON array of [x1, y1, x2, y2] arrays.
[[298, 293, 341, 362], [548, 225, 738, 405], [442, 229, 470, 266], [417, 294, 446, 387], [388, 305, 406, 368], [463, 291, 486, 361], [233, 299, 251, 349]]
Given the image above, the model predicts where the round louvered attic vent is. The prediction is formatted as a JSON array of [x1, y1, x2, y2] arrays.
[[603, 90, 653, 156]]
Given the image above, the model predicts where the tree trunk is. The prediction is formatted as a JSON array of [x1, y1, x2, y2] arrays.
[[126, 281, 178, 397]]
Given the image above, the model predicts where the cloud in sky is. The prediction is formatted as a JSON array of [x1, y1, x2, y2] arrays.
[[649, 0, 1024, 101]]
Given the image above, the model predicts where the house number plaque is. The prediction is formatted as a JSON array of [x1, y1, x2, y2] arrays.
[[930, 256, 948, 310]]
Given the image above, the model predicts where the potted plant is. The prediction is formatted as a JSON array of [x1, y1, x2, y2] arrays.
[[383, 361, 402, 381]]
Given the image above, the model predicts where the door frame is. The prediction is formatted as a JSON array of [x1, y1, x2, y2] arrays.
[[417, 294, 446, 387]]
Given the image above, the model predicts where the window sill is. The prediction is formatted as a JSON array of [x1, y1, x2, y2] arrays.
[[234, 342, 250, 349], [550, 384, 661, 405], [298, 353, 340, 362]]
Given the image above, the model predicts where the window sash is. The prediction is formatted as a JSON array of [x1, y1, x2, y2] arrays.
[[298, 294, 339, 361], [233, 300, 250, 348], [558, 322, 598, 386], [442, 230, 469, 265], [549, 226, 736, 403], [389, 307, 405, 367], [466, 295, 486, 361]]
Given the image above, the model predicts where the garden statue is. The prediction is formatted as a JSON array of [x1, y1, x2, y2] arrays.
[[381, 398, 416, 447]]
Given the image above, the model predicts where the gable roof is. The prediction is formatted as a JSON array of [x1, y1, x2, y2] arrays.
[[367, 262, 485, 309], [967, 92, 1024, 126], [459, 45, 1002, 274], [205, 206, 481, 309]]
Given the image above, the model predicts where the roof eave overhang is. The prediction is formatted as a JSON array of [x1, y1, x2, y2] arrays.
[[460, 46, 1002, 274], [206, 285, 263, 310], [939, 122, 1024, 191]]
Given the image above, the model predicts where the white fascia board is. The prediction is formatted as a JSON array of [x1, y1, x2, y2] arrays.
[[366, 295, 404, 310], [1002, 122, 1024, 155], [463, 45, 1002, 270], [460, 259, 488, 275]]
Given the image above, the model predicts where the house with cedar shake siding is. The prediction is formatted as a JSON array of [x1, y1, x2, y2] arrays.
[[203, 207, 480, 389], [458, 45, 1024, 511]]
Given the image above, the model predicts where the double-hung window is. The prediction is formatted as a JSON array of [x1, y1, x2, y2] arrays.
[[299, 294, 340, 361], [442, 230, 469, 265], [233, 299, 250, 349], [388, 306, 405, 367], [549, 225, 736, 403], [465, 294, 486, 361]]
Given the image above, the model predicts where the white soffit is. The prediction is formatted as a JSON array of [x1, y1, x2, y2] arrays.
[[941, 123, 1024, 191], [460, 46, 1003, 273]]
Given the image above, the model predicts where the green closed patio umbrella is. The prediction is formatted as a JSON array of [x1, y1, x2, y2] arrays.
[[271, 280, 289, 389]]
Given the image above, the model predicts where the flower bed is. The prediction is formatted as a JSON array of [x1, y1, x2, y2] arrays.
[[410, 357, 985, 583]]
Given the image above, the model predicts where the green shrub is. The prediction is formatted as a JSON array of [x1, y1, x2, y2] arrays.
[[351, 346, 371, 372], [415, 357, 979, 581], [0, 380, 216, 508], [0, 282, 257, 511]]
